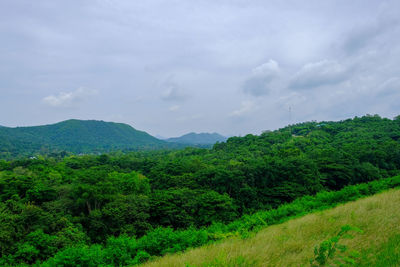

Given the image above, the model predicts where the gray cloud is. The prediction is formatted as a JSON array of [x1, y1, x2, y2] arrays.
[[160, 82, 188, 102], [230, 100, 257, 117], [168, 105, 180, 111], [341, 8, 400, 55], [289, 60, 349, 89], [377, 77, 400, 97], [1, 0, 400, 136], [343, 24, 381, 55], [242, 60, 280, 96]]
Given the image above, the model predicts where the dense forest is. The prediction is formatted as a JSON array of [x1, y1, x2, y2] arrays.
[[0, 120, 224, 160], [1, 114, 400, 265], [0, 120, 171, 159], [165, 132, 227, 145]]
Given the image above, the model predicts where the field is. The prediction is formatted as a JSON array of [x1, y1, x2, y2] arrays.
[[141, 189, 400, 267]]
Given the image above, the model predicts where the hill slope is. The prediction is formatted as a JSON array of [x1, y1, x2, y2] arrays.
[[166, 132, 227, 145], [141, 189, 400, 267], [0, 119, 167, 156]]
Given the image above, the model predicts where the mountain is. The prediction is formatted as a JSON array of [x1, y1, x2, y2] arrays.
[[0, 119, 169, 157], [155, 134, 167, 140], [166, 132, 227, 145]]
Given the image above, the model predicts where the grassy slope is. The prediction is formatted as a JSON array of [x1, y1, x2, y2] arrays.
[[140, 189, 400, 267]]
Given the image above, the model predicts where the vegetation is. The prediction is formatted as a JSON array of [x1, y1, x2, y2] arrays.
[[0, 114, 399, 265], [310, 225, 362, 266], [0, 171, 399, 266], [0, 119, 171, 159], [165, 132, 227, 145], [142, 188, 400, 267]]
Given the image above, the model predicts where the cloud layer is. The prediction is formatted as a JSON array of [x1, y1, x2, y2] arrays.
[[289, 60, 349, 89], [42, 87, 97, 108], [243, 60, 280, 96], [0, 0, 400, 136]]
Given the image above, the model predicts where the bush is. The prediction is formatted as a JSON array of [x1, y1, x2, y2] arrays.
[[42, 245, 105, 267]]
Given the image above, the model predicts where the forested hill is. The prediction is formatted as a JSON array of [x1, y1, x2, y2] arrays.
[[0, 119, 169, 158], [1, 114, 400, 265], [165, 132, 227, 145]]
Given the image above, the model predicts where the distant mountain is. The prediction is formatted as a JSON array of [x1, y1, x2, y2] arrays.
[[155, 134, 167, 140], [0, 119, 170, 157], [166, 132, 227, 145]]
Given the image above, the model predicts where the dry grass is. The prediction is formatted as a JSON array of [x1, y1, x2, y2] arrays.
[[140, 189, 400, 267]]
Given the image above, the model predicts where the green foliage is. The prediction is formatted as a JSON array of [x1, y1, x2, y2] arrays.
[[0, 115, 400, 265], [0, 119, 173, 159], [137, 227, 209, 256], [166, 132, 227, 145], [41, 245, 105, 267], [150, 188, 237, 228], [2, 174, 400, 266], [310, 225, 363, 266]]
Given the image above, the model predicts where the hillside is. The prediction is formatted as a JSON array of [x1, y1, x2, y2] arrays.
[[165, 132, 227, 145], [0, 119, 168, 157], [1, 114, 400, 266], [141, 188, 400, 267]]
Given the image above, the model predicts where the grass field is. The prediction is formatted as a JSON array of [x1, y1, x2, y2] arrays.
[[140, 189, 400, 267]]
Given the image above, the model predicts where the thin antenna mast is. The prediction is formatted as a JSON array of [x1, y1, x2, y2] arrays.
[[289, 106, 292, 135]]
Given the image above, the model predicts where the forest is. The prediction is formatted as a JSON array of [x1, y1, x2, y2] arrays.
[[1, 114, 400, 266]]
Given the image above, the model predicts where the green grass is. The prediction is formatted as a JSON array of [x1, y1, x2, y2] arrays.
[[359, 234, 400, 267]]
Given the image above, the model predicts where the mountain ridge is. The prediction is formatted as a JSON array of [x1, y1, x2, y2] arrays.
[[0, 119, 170, 157], [166, 132, 227, 145]]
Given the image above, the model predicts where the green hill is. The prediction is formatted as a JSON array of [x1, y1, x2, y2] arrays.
[[0, 119, 168, 157], [141, 188, 400, 267], [165, 132, 227, 145], [1, 114, 400, 266]]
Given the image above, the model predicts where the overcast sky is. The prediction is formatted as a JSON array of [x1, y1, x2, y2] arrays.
[[1, 0, 400, 137]]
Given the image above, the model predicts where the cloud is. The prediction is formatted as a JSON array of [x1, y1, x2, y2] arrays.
[[341, 10, 400, 55], [2, 1, 400, 136], [160, 80, 189, 102], [176, 114, 204, 122], [42, 87, 97, 108], [342, 24, 381, 55], [243, 60, 280, 96], [230, 100, 257, 117], [289, 60, 349, 89], [377, 77, 400, 97], [168, 105, 180, 111], [252, 60, 280, 76]]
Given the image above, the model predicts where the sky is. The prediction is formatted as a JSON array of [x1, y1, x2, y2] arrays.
[[1, 0, 400, 137]]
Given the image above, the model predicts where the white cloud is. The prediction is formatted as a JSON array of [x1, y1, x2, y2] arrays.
[[168, 105, 180, 111], [289, 60, 349, 89], [161, 84, 188, 102], [230, 100, 257, 117], [42, 87, 97, 108], [243, 60, 280, 96], [252, 60, 280, 77]]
